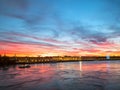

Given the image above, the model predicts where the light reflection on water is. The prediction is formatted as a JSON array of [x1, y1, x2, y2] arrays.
[[0, 61, 120, 90]]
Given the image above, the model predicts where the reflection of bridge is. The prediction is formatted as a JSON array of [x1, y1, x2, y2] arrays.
[[0, 55, 120, 65], [15, 56, 81, 64], [15, 56, 120, 64]]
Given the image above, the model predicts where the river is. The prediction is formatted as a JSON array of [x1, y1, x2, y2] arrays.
[[0, 60, 120, 90]]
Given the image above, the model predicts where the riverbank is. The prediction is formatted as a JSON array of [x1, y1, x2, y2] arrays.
[[0, 59, 120, 67], [0, 55, 120, 66]]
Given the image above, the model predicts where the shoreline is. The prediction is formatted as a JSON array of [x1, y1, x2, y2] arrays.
[[0, 59, 120, 67]]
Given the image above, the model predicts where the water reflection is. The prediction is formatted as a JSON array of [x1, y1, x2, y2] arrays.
[[0, 61, 120, 90], [79, 61, 82, 78]]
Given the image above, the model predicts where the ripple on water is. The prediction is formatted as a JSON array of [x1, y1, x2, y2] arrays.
[[0, 61, 120, 90]]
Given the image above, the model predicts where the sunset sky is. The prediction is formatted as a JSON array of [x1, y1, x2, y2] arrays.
[[0, 0, 120, 56]]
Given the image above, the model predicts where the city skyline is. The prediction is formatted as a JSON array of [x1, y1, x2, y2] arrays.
[[0, 0, 120, 56]]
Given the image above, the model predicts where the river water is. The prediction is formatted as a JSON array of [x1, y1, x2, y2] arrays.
[[0, 61, 120, 90]]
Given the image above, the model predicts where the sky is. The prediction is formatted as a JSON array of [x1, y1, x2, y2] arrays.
[[0, 0, 120, 56]]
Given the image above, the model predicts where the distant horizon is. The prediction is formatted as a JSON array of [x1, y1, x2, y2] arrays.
[[1, 54, 120, 57]]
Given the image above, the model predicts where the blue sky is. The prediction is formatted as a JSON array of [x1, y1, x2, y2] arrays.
[[0, 0, 120, 56]]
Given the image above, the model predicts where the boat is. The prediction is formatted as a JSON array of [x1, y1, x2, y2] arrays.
[[19, 64, 31, 68]]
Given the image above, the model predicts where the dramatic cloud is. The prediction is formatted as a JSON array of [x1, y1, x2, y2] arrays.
[[0, 0, 120, 56]]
